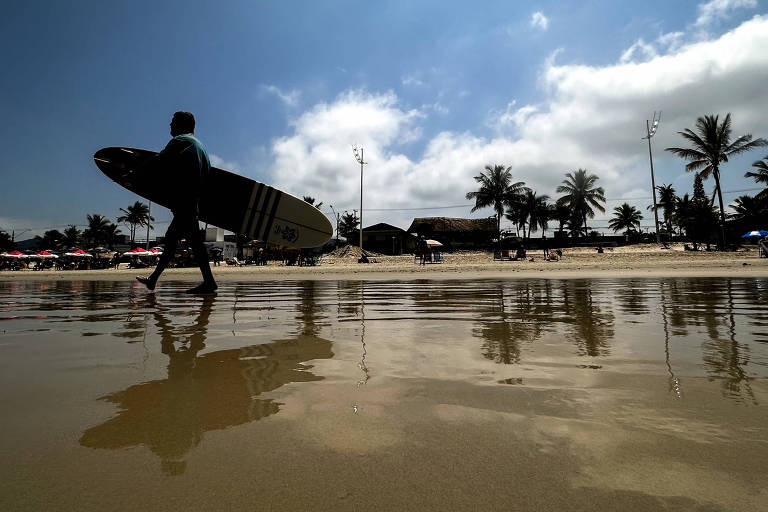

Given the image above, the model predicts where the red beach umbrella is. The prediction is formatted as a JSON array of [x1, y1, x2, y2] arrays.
[[126, 247, 152, 256], [64, 249, 93, 257], [34, 251, 59, 259]]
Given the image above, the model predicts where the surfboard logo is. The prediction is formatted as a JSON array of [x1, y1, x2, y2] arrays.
[[274, 224, 299, 243]]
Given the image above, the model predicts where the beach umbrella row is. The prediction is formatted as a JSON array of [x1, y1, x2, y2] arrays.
[[1, 250, 27, 258], [2, 250, 61, 259]]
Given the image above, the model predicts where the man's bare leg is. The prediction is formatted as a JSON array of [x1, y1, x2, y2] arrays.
[[136, 217, 180, 292], [186, 218, 217, 294]]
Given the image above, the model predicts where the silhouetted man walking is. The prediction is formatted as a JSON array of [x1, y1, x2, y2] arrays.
[[136, 111, 217, 294]]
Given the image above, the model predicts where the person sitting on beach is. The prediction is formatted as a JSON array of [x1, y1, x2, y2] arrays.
[[133, 111, 217, 294]]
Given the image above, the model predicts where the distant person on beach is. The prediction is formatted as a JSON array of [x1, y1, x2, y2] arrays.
[[134, 111, 217, 294], [542, 235, 549, 260], [418, 236, 428, 265]]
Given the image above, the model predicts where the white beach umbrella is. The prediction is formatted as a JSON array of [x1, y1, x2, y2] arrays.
[[64, 249, 93, 257]]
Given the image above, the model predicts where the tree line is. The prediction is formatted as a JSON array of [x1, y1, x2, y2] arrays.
[[0, 201, 155, 252], [466, 113, 768, 248]]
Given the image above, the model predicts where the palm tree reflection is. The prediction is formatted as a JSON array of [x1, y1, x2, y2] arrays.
[[701, 279, 757, 404], [561, 281, 614, 357], [474, 281, 558, 364], [80, 294, 334, 475]]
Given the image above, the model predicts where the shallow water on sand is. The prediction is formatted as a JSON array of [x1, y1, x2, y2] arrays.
[[1, 278, 767, 511]]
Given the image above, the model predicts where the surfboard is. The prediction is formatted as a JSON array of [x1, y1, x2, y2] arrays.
[[94, 147, 333, 248]]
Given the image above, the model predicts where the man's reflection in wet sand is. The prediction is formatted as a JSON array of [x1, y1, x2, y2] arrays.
[[80, 294, 334, 475]]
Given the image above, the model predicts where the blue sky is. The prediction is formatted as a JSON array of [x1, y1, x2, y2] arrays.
[[2, 0, 768, 239]]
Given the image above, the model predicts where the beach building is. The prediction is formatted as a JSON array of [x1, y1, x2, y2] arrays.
[[355, 223, 415, 255], [407, 217, 496, 250], [204, 227, 237, 259]]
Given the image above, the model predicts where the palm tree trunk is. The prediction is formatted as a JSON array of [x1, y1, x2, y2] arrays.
[[713, 167, 727, 250], [496, 213, 502, 249]]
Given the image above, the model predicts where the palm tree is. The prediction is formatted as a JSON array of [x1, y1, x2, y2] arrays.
[[654, 184, 677, 235], [83, 214, 112, 246], [34, 229, 64, 250], [566, 210, 588, 238], [503, 194, 527, 237], [674, 194, 718, 250], [666, 113, 768, 248], [338, 211, 359, 242], [466, 164, 526, 242], [673, 194, 696, 247], [117, 201, 154, 245], [62, 225, 81, 249], [509, 190, 550, 239], [102, 223, 122, 249], [0, 231, 13, 252], [556, 169, 605, 235], [302, 196, 323, 209], [744, 155, 768, 200], [728, 195, 768, 227], [551, 203, 570, 236], [608, 203, 642, 234]]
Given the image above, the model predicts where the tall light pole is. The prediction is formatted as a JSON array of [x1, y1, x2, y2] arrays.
[[352, 146, 367, 256], [643, 111, 661, 244], [329, 205, 340, 245]]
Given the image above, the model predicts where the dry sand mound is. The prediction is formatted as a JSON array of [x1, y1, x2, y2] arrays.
[[327, 245, 384, 259]]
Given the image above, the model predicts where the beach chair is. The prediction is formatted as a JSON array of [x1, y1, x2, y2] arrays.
[[759, 240, 768, 258]]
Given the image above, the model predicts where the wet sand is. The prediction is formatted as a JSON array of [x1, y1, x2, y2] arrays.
[[3, 243, 768, 281], [1, 276, 767, 510]]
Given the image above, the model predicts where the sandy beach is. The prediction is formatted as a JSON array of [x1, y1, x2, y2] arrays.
[[4, 243, 767, 281]]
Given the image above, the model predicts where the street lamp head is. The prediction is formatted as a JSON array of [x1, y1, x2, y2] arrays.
[[352, 145, 366, 164]]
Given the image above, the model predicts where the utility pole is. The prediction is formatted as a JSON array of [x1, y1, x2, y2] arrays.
[[352, 146, 367, 257], [643, 111, 661, 244], [145, 201, 152, 250], [11, 229, 31, 244]]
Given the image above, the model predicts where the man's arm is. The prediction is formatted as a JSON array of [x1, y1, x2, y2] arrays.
[[123, 139, 184, 185]]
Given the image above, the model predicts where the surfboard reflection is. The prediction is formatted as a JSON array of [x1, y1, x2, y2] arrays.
[[79, 295, 334, 475]]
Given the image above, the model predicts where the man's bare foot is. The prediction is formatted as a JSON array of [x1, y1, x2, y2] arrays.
[[136, 276, 156, 291], [186, 282, 218, 294]]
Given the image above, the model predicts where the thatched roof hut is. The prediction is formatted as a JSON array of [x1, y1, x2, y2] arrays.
[[406, 217, 495, 250]]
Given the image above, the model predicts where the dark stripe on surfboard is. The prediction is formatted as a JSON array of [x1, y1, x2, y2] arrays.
[[261, 191, 283, 241], [240, 183, 261, 234], [243, 183, 265, 236], [251, 187, 274, 239]]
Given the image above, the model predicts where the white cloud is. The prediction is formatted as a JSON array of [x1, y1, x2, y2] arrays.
[[266, 16, 768, 231], [694, 0, 757, 29], [530, 12, 549, 31], [209, 154, 239, 171], [619, 0, 757, 65], [488, 101, 540, 133], [401, 74, 425, 87], [619, 38, 658, 64], [262, 84, 301, 107], [656, 31, 686, 52]]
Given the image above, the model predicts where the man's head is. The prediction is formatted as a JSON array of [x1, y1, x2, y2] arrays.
[[170, 111, 195, 136]]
